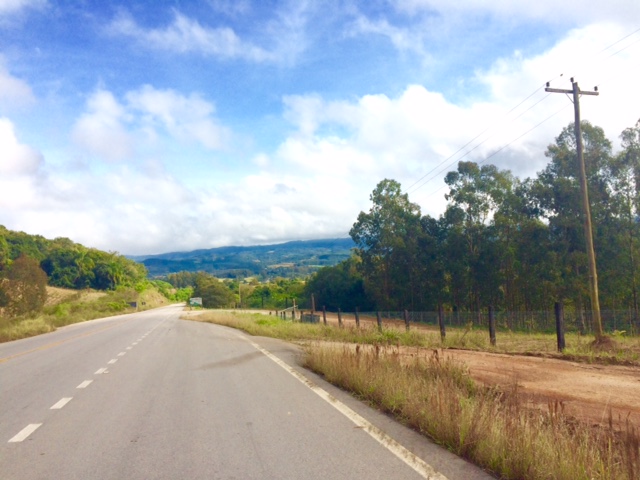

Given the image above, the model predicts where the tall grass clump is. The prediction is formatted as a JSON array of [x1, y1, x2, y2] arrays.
[[304, 344, 640, 480]]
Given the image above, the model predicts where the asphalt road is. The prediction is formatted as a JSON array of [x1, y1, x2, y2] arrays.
[[0, 305, 493, 479]]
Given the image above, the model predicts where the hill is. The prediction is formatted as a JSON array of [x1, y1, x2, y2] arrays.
[[131, 238, 355, 278]]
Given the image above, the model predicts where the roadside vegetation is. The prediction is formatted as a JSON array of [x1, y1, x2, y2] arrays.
[[194, 310, 640, 365], [0, 283, 173, 343], [191, 310, 640, 480], [0, 226, 193, 343]]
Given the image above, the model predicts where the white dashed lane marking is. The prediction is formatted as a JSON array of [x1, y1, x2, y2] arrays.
[[107, 359, 118, 365], [50, 397, 72, 410], [94, 368, 108, 375], [8, 424, 42, 443], [118, 352, 126, 356], [77, 380, 92, 389]]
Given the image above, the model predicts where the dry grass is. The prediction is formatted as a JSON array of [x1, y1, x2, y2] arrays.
[[192, 310, 640, 480], [0, 286, 169, 343], [193, 310, 640, 365], [305, 344, 640, 480]]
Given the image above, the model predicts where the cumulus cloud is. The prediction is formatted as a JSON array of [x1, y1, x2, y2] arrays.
[[0, 117, 42, 175], [274, 22, 640, 220], [72, 86, 229, 161], [71, 89, 134, 162], [0, 57, 35, 107], [126, 85, 229, 150]]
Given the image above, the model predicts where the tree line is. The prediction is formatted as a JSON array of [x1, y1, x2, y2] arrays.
[[304, 119, 640, 325], [0, 226, 149, 317]]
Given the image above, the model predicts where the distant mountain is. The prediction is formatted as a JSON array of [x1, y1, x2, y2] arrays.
[[130, 238, 355, 278]]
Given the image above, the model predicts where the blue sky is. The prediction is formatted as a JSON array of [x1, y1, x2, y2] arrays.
[[1, 0, 639, 254]]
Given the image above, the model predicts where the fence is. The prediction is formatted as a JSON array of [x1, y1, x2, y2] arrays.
[[277, 304, 639, 338], [349, 309, 638, 336]]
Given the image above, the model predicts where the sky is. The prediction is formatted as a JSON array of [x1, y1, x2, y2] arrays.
[[0, 1, 639, 255]]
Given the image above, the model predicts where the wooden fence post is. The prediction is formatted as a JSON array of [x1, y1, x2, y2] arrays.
[[322, 306, 327, 325], [338, 308, 343, 328], [489, 306, 496, 346], [438, 304, 446, 342], [355, 307, 360, 328], [555, 301, 566, 352], [376, 311, 382, 332], [403, 309, 410, 332]]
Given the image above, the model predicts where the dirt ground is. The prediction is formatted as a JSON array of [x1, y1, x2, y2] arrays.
[[313, 312, 640, 430], [442, 349, 640, 429]]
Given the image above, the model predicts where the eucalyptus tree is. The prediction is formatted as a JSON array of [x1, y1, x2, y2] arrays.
[[605, 119, 640, 320], [350, 179, 422, 310], [443, 161, 517, 312], [531, 121, 613, 319]]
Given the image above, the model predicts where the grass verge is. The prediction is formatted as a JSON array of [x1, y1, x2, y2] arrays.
[[0, 286, 169, 343], [193, 310, 640, 366], [191, 310, 640, 480], [305, 343, 640, 480]]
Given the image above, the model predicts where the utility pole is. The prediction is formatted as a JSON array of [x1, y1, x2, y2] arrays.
[[545, 78, 604, 339]]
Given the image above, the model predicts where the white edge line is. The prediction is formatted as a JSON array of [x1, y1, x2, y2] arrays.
[[77, 380, 93, 389], [9, 423, 42, 443], [50, 397, 73, 410], [245, 339, 448, 480]]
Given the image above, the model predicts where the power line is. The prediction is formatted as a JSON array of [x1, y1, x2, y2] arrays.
[[407, 91, 555, 195], [419, 100, 573, 202], [405, 26, 640, 200]]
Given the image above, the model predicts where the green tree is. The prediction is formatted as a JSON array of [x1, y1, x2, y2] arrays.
[[193, 273, 234, 308], [1, 255, 48, 317], [350, 179, 422, 310], [304, 257, 374, 312], [531, 121, 613, 315]]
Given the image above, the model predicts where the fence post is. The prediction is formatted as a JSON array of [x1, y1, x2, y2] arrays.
[[489, 306, 496, 346], [376, 311, 382, 332], [322, 306, 327, 325], [438, 304, 446, 342], [338, 308, 343, 328], [555, 302, 566, 352], [403, 309, 410, 332], [355, 307, 360, 328]]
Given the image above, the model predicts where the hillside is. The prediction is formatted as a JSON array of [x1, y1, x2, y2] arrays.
[[131, 238, 355, 278]]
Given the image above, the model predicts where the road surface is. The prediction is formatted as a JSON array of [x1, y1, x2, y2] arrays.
[[0, 304, 492, 479]]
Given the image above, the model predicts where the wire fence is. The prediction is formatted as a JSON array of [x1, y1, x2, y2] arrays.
[[290, 308, 639, 336]]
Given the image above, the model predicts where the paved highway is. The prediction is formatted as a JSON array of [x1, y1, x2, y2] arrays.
[[0, 305, 493, 479]]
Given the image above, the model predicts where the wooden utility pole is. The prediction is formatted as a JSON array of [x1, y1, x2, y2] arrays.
[[545, 79, 604, 339]]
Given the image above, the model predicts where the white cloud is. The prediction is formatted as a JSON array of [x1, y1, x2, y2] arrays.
[[349, 15, 430, 58], [108, 3, 313, 65], [109, 10, 275, 62], [274, 21, 640, 220], [392, 0, 640, 25], [0, 0, 45, 16], [126, 85, 229, 150], [71, 89, 134, 162], [0, 57, 35, 107], [0, 117, 42, 175], [72, 86, 229, 161]]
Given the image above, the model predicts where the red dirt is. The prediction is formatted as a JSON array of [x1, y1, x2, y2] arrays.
[[443, 349, 640, 429], [312, 311, 640, 430]]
